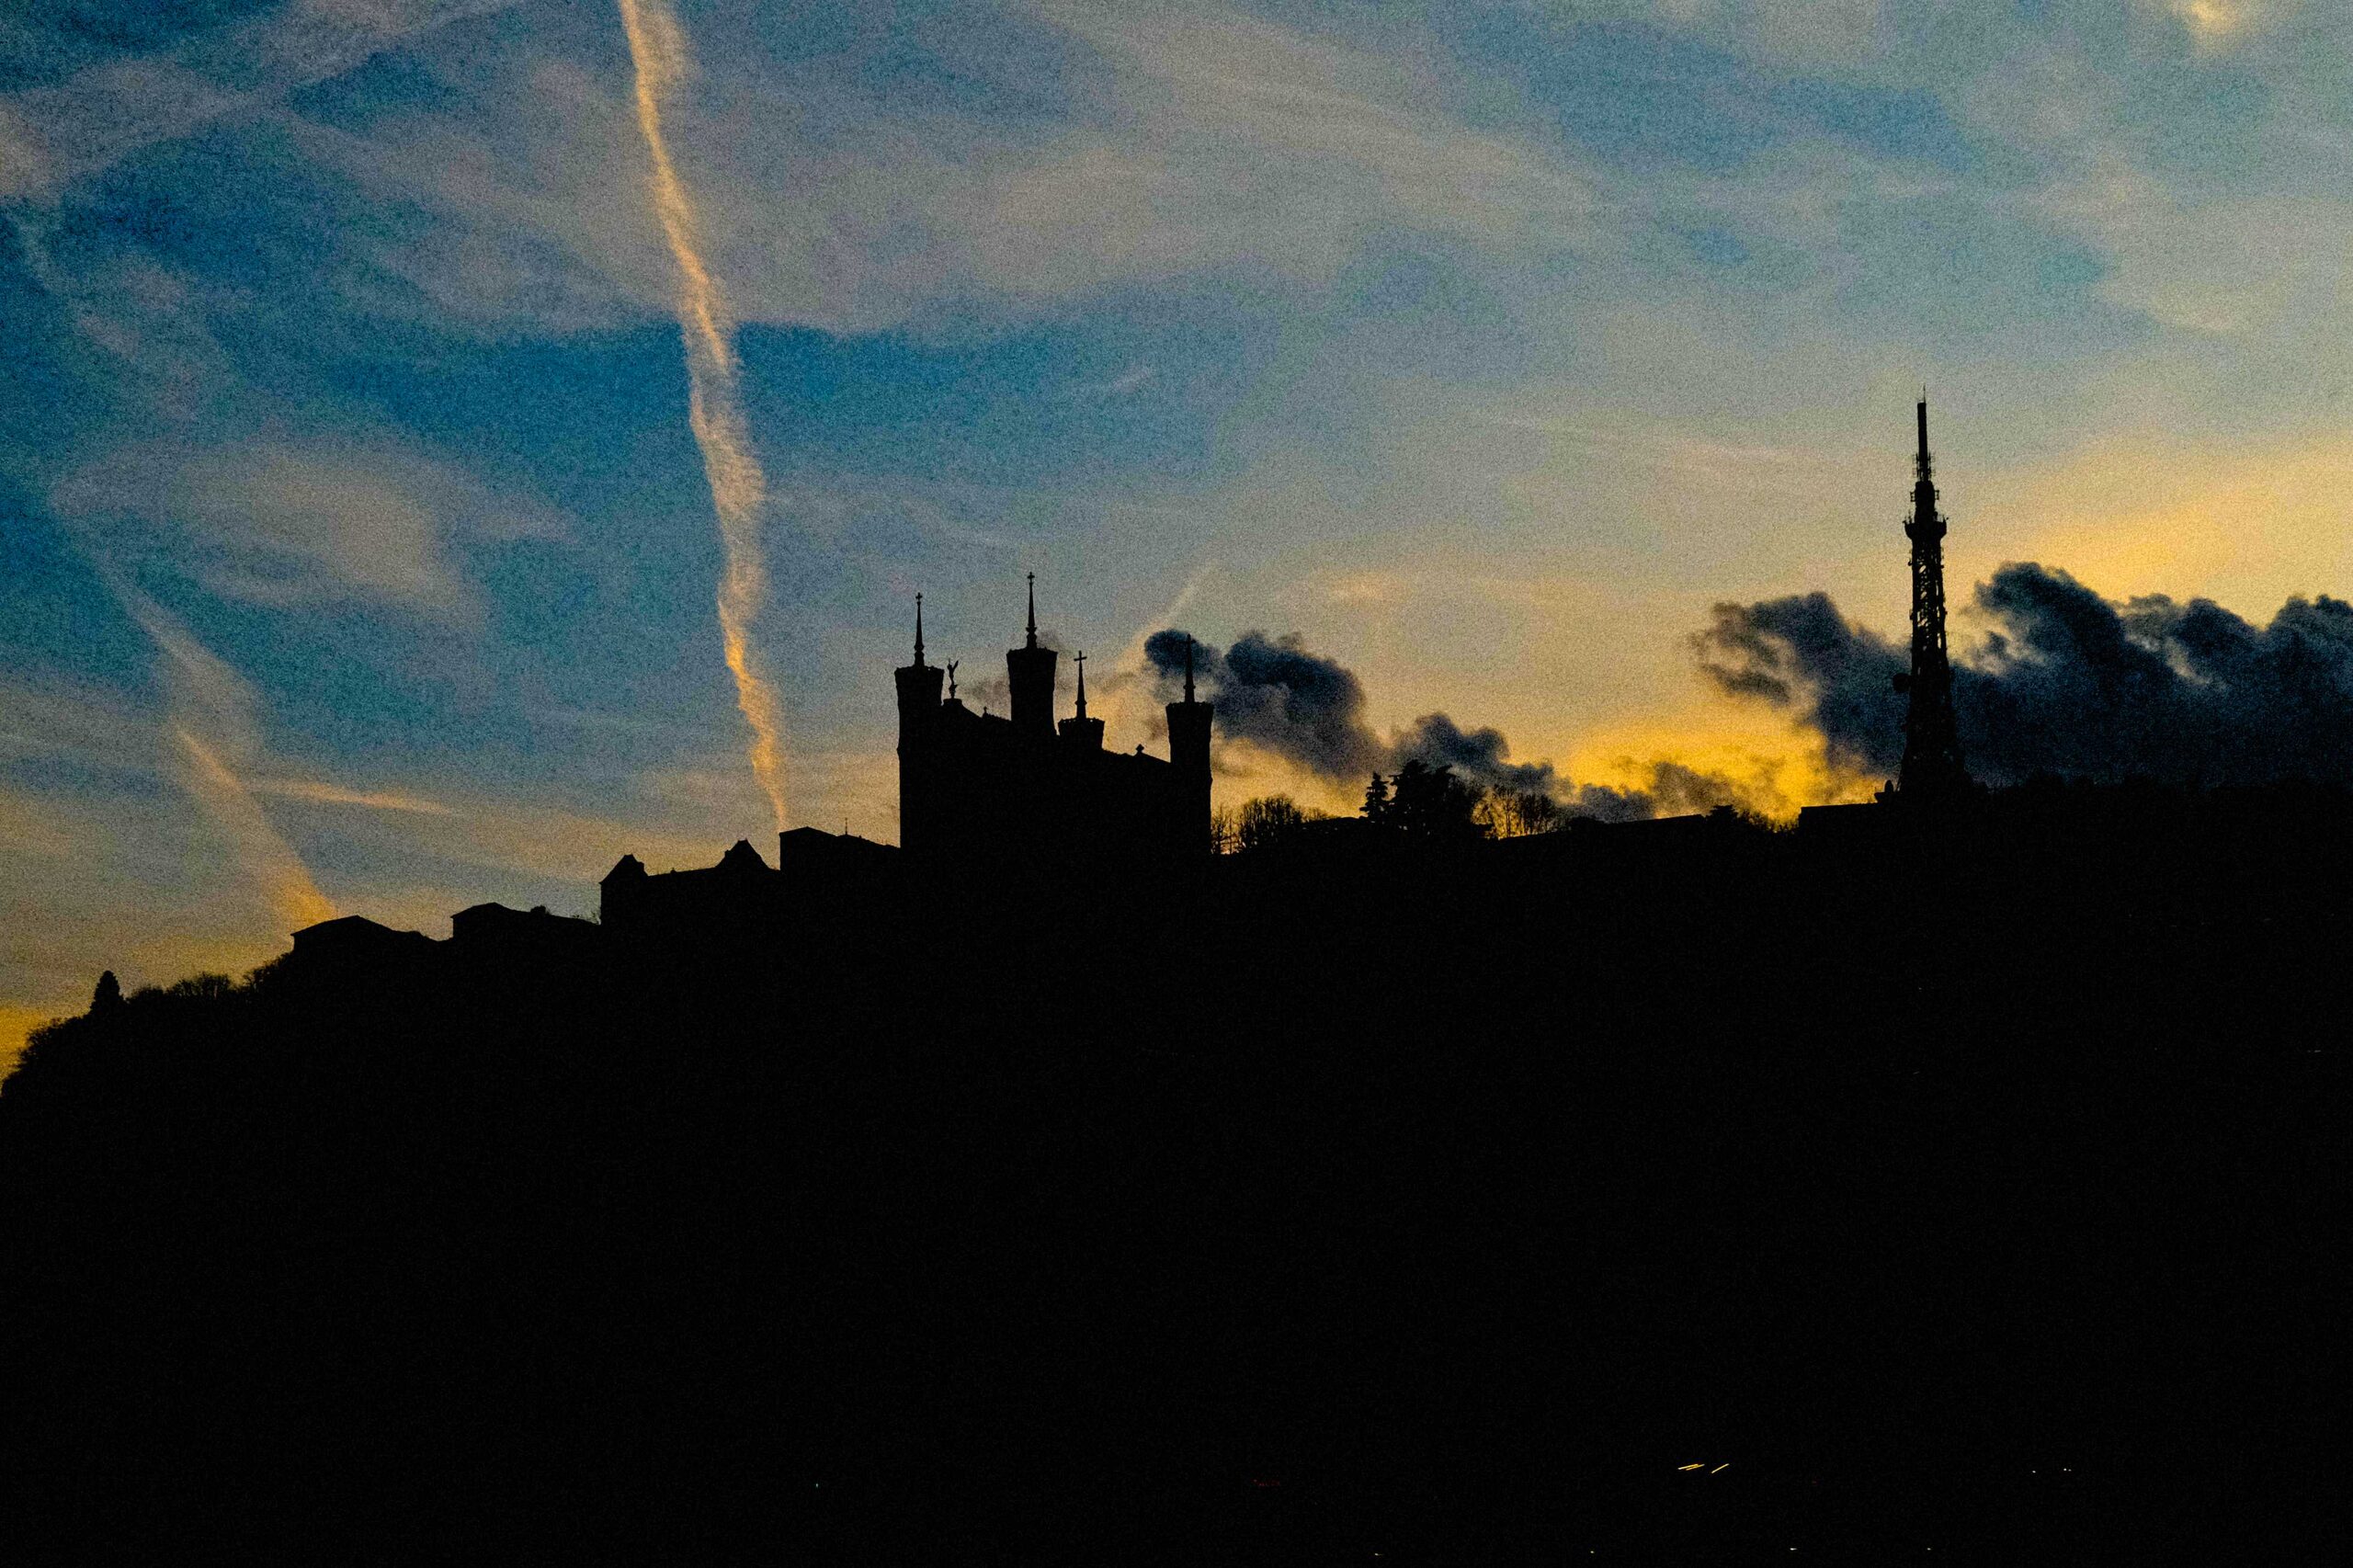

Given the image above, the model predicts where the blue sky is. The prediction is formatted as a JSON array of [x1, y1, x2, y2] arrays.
[[6, 0, 2353, 1051]]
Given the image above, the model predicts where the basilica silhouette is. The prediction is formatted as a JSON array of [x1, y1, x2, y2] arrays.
[[895, 575, 1211, 868], [596, 574, 1212, 926]]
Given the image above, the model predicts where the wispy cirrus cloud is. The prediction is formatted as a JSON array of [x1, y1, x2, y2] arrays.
[[273, 0, 1606, 337], [0, 0, 526, 202], [51, 437, 569, 619]]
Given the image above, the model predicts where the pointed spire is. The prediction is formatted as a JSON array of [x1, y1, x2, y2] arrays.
[[914, 592, 926, 666], [1183, 634, 1196, 702], [1915, 396, 1933, 488], [1074, 651, 1088, 719], [1025, 572, 1038, 649]]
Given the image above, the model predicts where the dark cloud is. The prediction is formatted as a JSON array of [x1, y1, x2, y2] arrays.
[[1145, 628, 1770, 824], [1697, 562, 2353, 788], [1389, 713, 1556, 795], [1145, 629, 1382, 779], [1559, 783, 1652, 824], [1555, 763, 1764, 824], [1692, 592, 1906, 776]]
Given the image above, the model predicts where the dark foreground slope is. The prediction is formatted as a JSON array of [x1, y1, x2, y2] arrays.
[[0, 789, 2341, 1562]]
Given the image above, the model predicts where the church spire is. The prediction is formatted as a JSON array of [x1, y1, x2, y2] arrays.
[[1006, 572, 1057, 735], [1074, 651, 1088, 720], [914, 592, 926, 667]]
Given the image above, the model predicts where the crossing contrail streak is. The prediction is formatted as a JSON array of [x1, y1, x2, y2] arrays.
[[172, 725, 337, 933], [616, 0, 790, 830], [117, 587, 335, 933]]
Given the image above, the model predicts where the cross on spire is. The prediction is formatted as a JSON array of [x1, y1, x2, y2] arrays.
[[913, 592, 926, 666], [1074, 651, 1088, 719]]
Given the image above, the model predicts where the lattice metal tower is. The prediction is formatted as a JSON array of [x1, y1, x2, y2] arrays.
[[1896, 398, 1968, 798]]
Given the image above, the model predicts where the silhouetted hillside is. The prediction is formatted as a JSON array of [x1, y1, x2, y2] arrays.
[[0, 787, 2340, 1562]]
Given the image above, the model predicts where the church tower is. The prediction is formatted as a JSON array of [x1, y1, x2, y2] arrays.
[[1165, 635, 1214, 855], [1895, 399, 1969, 800], [1059, 652, 1104, 750], [1006, 573, 1058, 739], [894, 594, 944, 852]]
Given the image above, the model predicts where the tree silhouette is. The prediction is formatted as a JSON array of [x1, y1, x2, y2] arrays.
[[1208, 804, 1240, 855], [1385, 759, 1484, 841], [1233, 794, 1313, 852], [1476, 788, 1562, 838]]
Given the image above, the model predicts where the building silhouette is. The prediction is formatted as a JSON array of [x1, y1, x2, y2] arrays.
[[592, 579, 1211, 926], [894, 578, 1212, 867], [597, 830, 900, 931]]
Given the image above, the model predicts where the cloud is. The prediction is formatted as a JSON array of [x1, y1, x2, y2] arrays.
[[249, 778, 460, 815], [1640, 0, 1892, 65], [278, 0, 1602, 336], [1692, 591, 1907, 777], [2038, 169, 2353, 340], [0, 0, 525, 202], [50, 437, 568, 618], [1698, 562, 2353, 788], [1576, 757, 1780, 822], [1387, 713, 1556, 795], [2144, 0, 2278, 48], [979, 2, 1599, 290], [1145, 628, 1381, 779], [1141, 625, 1772, 823], [1069, 363, 1156, 399]]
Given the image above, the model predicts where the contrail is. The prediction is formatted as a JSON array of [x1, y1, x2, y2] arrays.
[[1095, 562, 1218, 744], [172, 726, 337, 933], [615, 0, 790, 831], [119, 589, 335, 934]]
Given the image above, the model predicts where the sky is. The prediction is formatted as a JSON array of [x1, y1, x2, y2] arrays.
[[6, 0, 2352, 1057]]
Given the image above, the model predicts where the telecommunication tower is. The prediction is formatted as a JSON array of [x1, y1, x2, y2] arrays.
[[1894, 398, 1968, 799]]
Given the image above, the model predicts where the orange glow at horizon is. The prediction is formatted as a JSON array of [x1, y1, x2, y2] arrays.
[[617, 0, 790, 832]]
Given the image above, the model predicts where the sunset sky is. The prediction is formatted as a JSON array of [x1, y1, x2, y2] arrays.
[[6, 0, 2353, 1055]]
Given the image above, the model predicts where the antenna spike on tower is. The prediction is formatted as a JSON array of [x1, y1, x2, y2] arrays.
[[914, 592, 926, 665], [1025, 572, 1038, 648]]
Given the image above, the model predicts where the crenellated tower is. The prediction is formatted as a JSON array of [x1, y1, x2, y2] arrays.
[[1006, 573, 1059, 739], [1894, 399, 1969, 800], [1165, 635, 1214, 854]]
